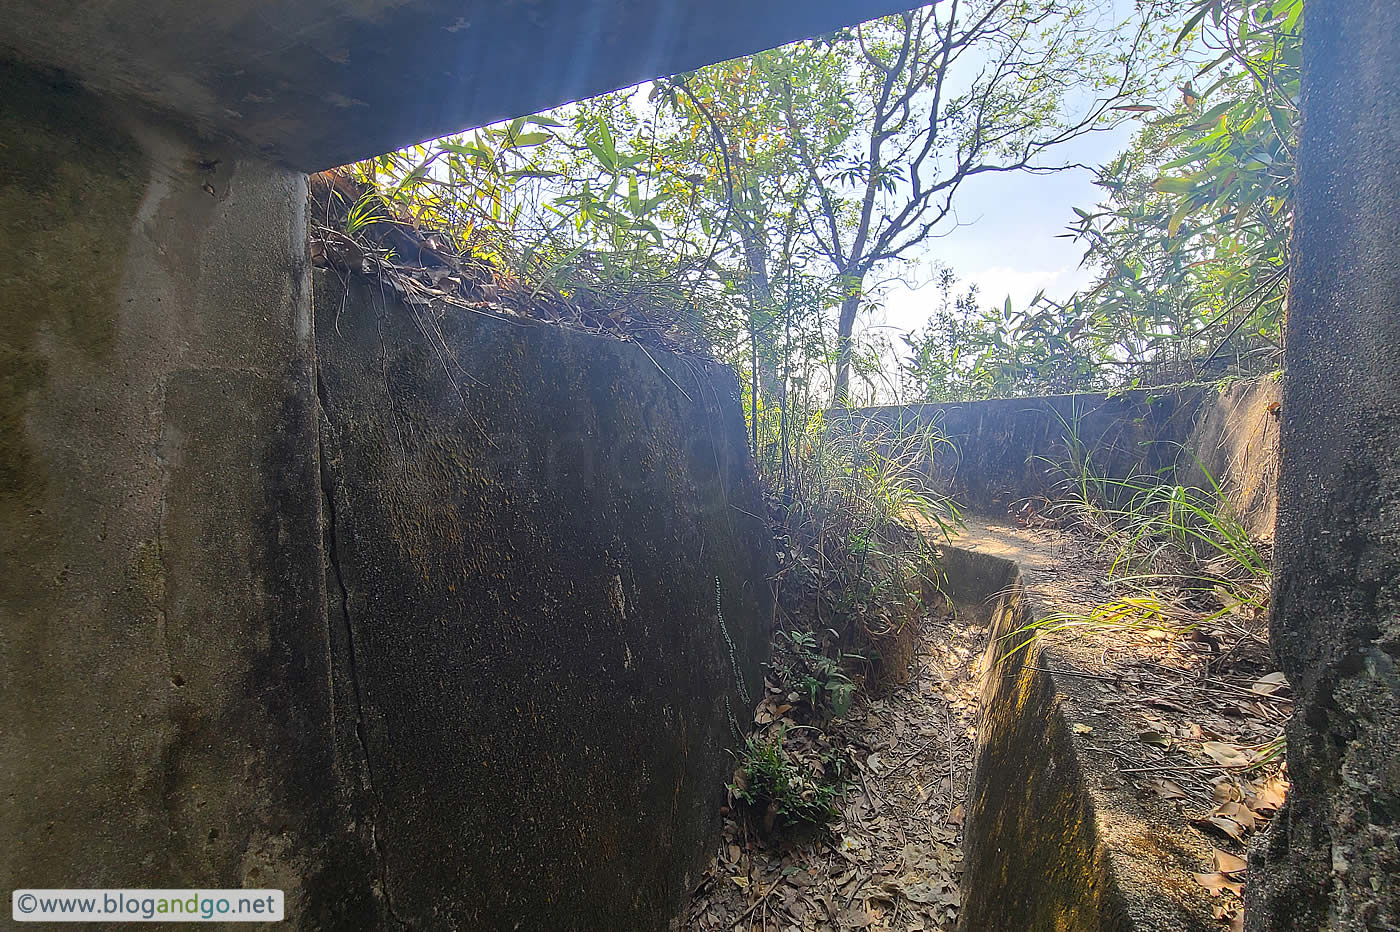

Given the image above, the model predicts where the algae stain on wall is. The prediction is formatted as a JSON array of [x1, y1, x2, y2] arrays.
[[0, 61, 145, 595]]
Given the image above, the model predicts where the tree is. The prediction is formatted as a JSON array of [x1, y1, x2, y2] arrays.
[[1061, 0, 1300, 379], [764, 1, 1167, 403]]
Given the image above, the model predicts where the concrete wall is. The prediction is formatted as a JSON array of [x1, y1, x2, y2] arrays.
[[0, 61, 375, 922], [0, 0, 914, 171], [850, 382, 1280, 535], [943, 549, 1131, 932], [1180, 377, 1281, 542], [1, 60, 773, 929], [314, 271, 772, 928], [849, 388, 1208, 515], [1247, 2, 1400, 928]]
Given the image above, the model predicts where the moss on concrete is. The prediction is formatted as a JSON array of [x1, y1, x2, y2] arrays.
[[849, 390, 1208, 515], [314, 270, 773, 930], [947, 541, 1216, 932], [0, 62, 143, 510]]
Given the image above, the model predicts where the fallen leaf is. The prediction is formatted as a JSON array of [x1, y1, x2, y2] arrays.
[[1203, 741, 1252, 768], [1251, 672, 1289, 696], [1216, 801, 1259, 832], [1214, 848, 1248, 875], [838, 905, 876, 927], [1212, 781, 1241, 804], [754, 695, 794, 725], [1150, 778, 1188, 800], [1139, 730, 1173, 748], [1197, 814, 1248, 842], [1246, 775, 1289, 813], [898, 881, 944, 905], [1195, 872, 1244, 897]]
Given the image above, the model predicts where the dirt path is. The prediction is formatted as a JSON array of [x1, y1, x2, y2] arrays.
[[679, 608, 987, 932]]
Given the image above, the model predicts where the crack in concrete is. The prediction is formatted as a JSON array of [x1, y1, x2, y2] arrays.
[[316, 371, 411, 930]]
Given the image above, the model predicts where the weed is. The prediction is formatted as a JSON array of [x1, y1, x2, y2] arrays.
[[773, 408, 960, 687], [728, 730, 844, 834], [1008, 411, 1272, 654], [774, 629, 857, 720]]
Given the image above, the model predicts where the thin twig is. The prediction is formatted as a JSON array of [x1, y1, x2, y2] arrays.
[[732, 880, 782, 926]]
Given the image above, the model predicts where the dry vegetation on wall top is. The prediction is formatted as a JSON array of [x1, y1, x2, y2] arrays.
[[309, 170, 711, 356]]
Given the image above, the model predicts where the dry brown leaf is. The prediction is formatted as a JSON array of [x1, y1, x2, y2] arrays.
[[1202, 741, 1252, 768], [1212, 781, 1241, 804], [753, 695, 794, 726], [1251, 672, 1289, 695], [1197, 814, 1248, 842], [1214, 848, 1248, 875], [1245, 775, 1289, 813], [1150, 778, 1188, 800], [1215, 801, 1259, 832], [1195, 872, 1245, 897]]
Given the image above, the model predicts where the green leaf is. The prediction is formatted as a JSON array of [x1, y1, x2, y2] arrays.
[[1153, 176, 1201, 195], [1168, 201, 1193, 238]]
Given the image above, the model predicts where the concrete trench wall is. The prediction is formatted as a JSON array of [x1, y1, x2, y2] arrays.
[[849, 389, 1208, 515], [314, 272, 772, 928], [940, 548, 1128, 932], [0, 60, 347, 910], [858, 386, 1284, 930], [944, 539, 1220, 932], [851, 381, 1280, 536], [2, 61, 772, 930]]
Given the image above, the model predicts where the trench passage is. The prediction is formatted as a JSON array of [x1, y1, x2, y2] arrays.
[[681, 601, 987, 931]]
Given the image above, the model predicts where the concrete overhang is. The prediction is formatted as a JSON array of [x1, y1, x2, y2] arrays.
[[0, 0, 911, 171]]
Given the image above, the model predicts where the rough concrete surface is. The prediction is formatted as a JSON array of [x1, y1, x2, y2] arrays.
[[0, 61, 380, 924], [0, 0, 912, 170], [1247, 1, 1400, 928], [852, 381, 1279, 537], [947, 529, 1217, 932], [314, 270, 774, 930], [850, 389, 1208, 515], [1181, 378, 1281, 542]]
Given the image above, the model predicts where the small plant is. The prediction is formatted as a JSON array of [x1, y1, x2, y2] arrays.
[[776, 630, 857, 719], [773, 409, 959, 690], [728, 731, 842, 834]]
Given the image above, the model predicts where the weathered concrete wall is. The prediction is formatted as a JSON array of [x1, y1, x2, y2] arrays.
[[1180, 377, 1281, 542], [0, 61, 380, 922], [0, 0, 912, 170], [314, 271, 772, 929], [851, 382, 1279, 533], [944, 549, 1129, 932], [950, 527, 1220, 932], [850, 389, 1208, 514], [1247, 2, 1400, 928], [2, 60, 771, 928]]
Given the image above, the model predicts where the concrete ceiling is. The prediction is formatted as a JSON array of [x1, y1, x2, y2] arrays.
[[0, 0, 911, 170]]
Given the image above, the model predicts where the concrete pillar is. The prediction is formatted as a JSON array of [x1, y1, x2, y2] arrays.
[[1248, 2, 1400, 928], [0, 62, 376, 922]]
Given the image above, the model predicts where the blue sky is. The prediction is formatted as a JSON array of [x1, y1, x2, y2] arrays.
[[873, 113, 1142, 342]]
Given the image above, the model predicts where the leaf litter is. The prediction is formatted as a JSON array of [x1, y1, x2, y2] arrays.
[[677, 606, 985, 932]]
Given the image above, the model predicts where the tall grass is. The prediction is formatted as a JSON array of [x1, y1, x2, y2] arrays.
[[1024, 409, 1272, 643], [772, 408, 962, 684]]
